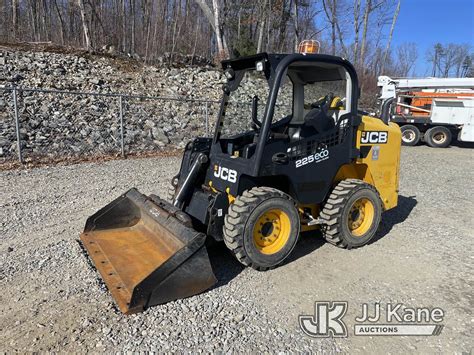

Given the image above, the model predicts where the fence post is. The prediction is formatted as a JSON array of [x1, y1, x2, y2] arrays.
[[12, 87, 23, 163], [119, 95, 125, 157], [205, 101, 209, 136]]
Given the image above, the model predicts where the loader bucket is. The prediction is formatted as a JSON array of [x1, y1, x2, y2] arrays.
[[80, 188, 217, 314]]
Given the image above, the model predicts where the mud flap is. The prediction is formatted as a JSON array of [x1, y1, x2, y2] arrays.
[[80, 188, 217, 314]]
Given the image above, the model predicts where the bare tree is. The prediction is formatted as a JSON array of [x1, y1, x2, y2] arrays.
[[277, 0, 292, 52], [461, 55, 473, 77], [396, 42, 418, 76], [78, 0, 91, 50], [212, 0, 226, 58], [292, 0, 300, 51], [453, 45, 470, 77], [53, 0, 65, 44], [195, 0, 229, 59], [129, 0, 135, 54], [121, 0, 126, 52], [359, 0, 386, 69], [12, 0, 19, 39], [322, 0, 337, 55], [440, 44, 458, 77], [353, 0, 362, 66], [427, 43, 443, 76], [426, 43, 473, 77], [359, 0, 372, 66], [321, 0, 347, 57], [1, 0, 469, 90], [380, 0, 400, 74], [257, 0, 269, 53]]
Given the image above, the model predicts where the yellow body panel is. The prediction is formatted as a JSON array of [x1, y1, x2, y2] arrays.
[[335, 116, 401, 210]]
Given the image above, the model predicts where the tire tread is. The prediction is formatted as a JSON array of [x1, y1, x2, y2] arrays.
[[320, 179, 381, 249], [223, 186, 295, 270]]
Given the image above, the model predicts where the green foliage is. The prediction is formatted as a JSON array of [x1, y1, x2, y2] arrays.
[[233, 38, 257, 58]]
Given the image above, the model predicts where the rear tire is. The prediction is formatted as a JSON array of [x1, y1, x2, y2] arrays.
[[320, 179, 382, 249], [223, 187, 300, 270], [425, 126, 452, 148], [400, 125, 420, 146]]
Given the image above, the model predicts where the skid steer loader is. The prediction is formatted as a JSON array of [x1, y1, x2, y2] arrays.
[[80, 49, 401, 314]]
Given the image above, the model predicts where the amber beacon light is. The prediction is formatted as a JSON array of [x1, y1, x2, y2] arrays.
[[298, 40, 320, 54]]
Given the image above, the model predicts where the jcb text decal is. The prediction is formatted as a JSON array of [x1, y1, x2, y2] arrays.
[[361, 131, 388, 144], [214, 165, 237, 183]]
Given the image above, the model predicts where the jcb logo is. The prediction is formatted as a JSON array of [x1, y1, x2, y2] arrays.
[[299, 301, 348, 338], [361, 131, 388, 144], [214, 165, 237, 183]]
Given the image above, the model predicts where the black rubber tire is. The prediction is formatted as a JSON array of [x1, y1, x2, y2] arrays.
[[320, 179, 382, 249], [223, 186, 300, 270], [400, 125, 420, 146], [425, 126, 452, 148]]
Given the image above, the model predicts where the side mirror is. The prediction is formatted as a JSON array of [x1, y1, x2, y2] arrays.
[[380, 98, 395, 125]]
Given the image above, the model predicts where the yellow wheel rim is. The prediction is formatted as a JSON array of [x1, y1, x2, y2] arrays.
[[252, 209, 291, 255], [348, 198, 375, 237]]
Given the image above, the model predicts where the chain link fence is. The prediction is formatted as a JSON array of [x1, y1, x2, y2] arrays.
[[0, 86, 220, 164]]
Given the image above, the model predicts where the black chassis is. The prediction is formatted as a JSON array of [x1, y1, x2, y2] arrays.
[[174, 53, 363, 241], [391, 114, 432, 126], [390, 115, 458, 134]]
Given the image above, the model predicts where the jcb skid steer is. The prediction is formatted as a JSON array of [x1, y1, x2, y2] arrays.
[[80, 50, 401, 314]]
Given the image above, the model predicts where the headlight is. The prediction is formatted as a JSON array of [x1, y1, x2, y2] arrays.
[[172, 177, 179, 187], [222, 84, 230, 94], [224, 68, 235, 80]]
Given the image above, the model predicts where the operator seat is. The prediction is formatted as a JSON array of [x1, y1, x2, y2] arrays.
[[299, 93, 340, 138], [303, 105, 336, 133]]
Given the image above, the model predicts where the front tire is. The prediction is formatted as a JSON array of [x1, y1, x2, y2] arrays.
[[320, 179, 382, 249], [223, 187, 300, 270], [400, 125, 420, 146], [425, 126, 452, 148]]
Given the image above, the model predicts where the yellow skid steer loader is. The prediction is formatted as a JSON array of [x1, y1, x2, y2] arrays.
[[80, 50, 401, 314]]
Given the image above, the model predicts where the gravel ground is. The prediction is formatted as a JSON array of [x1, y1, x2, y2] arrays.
[[1, 145, 473, 352]]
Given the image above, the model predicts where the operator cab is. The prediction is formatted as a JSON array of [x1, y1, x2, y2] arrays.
[[214, 52, 354, 160]]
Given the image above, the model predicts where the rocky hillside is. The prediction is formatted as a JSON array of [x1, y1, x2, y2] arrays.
[[0, 46, 225, 162]]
